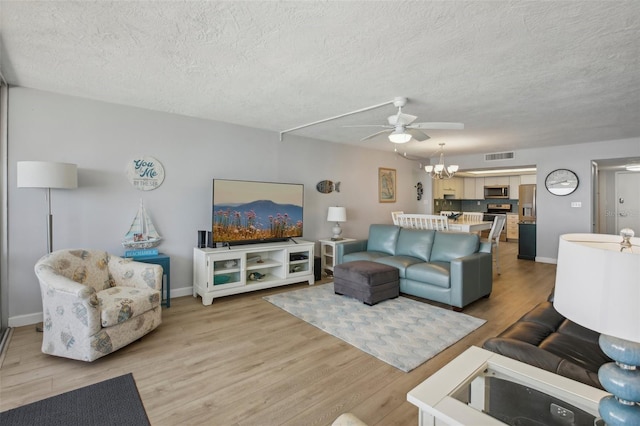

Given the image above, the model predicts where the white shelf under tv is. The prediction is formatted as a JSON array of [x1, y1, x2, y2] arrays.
[[193, 239, 315, 306]]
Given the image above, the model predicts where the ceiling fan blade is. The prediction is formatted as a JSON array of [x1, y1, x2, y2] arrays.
[[388, 113, 417, 126], [409, 122, 465, 130], [406, 129, 430, 142], [342, 124, 393, 128], [360, 129, 392, 141]]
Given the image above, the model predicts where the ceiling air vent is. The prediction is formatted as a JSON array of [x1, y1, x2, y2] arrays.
[[485, 151, 515, 161]]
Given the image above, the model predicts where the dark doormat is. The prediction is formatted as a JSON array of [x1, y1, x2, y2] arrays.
[[0, 373, 150, 426]]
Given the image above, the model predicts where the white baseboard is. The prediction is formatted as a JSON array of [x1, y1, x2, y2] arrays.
[[9, 286, 196, 327], [9, 312, 42, 327], [171, 286, 193, 299], [536, 256, 557, 264]]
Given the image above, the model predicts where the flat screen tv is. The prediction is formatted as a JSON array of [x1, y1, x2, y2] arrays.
[[212, 179, 304, 246]]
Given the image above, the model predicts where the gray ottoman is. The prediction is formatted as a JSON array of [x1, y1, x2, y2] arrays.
[[333, 260, 399, 305]]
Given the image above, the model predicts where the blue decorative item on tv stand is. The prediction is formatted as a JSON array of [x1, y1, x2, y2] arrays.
[[125, 248, 159, 258]]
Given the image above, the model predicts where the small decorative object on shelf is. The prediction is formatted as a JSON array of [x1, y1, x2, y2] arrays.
[[224, 260, 237, 268], [124, 248, 159, 258], [248, 272, 265, 281], [122, 199, 162, 249]]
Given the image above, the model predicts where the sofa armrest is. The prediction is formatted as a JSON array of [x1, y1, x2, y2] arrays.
[[108, 255, 163, 291], [449, 252, 493, 308], [35, 267, 102, 336], [335, 240, 368, 264]]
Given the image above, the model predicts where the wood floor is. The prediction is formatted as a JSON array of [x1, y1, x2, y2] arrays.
[[0, 242, 556, 425]]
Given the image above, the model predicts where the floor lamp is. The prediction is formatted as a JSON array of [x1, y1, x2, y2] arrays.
[[17, 161, 78, 254]]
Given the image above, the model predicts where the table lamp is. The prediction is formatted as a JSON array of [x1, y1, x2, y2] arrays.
[[327, 206, 347, 241], [554, 230, 640, 425], [17, 161, 78, 253]]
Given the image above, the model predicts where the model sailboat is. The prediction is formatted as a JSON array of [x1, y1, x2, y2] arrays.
[[122, 199, 162, 249]]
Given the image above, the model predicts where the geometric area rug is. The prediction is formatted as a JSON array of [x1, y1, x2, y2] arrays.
[[0, 373, 150, 426], [264, 283, 486, 372]]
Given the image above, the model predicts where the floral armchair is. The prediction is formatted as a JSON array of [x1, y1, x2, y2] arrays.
[[34, 249, 163, 362]]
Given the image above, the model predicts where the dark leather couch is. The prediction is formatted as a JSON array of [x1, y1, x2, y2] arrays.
[[483, 300, 611, 389]]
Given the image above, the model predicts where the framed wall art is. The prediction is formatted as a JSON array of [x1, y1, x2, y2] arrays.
[[378, 167, 396, 203]]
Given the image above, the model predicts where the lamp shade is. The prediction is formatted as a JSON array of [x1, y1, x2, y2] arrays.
[[327, 206, 347, 222], [554, 233, 640, 343], [17, 161, 78, 189]]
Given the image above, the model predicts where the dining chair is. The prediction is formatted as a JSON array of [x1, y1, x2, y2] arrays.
[[462, 212, 484, 222], [484, 215, 507, 274], [391, 211, 404, 225]]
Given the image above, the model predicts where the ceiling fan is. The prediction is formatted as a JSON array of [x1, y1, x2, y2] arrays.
[[345, 97, 464, 143]]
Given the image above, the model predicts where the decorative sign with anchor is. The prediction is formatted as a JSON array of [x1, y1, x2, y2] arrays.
[[126, 156, 165, 191]]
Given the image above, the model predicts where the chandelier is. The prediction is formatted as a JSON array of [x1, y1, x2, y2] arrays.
[[425, 143, 459, 179]]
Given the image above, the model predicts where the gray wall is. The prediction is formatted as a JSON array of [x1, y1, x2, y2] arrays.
[[7, 87, 423, 326], [6, 87, 640, 325]]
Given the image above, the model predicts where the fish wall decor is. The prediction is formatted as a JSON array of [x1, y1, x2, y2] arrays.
[[316, 180, 341, 194]]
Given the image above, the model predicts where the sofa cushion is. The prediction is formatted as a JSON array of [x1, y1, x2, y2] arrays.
[[405, 261, 451, 288], [429, 232, 479, 262], [395, 229, 435, 261], [343, 251, 390, 263], [366, 224, 400, 255], [97, 286, 161, 328], [375, 255, 424, 278]]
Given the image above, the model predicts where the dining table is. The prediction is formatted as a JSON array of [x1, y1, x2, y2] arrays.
[[447, 218, 493, 233]]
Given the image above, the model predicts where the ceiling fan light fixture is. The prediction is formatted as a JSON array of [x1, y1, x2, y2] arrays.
[[388, 130, 412, 144]]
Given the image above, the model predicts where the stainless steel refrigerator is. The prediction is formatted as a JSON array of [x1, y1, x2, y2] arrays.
[[518, 184, 536, 223]]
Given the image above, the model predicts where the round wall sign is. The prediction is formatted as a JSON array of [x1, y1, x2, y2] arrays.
[[126, 156, 165, 191]]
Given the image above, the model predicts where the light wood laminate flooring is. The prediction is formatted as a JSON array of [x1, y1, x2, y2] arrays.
[[1, 242, 555, 425]]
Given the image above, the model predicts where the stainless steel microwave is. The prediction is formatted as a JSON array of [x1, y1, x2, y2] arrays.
[[484, 185, 509, 199]]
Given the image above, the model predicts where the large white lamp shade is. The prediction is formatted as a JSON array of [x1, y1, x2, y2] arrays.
[[17, 161, 78, 189], [554, 232, 640, 425], [17, 161, 78, 253]]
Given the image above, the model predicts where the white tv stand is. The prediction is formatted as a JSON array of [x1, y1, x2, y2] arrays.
[[193, 239, 315, 305]]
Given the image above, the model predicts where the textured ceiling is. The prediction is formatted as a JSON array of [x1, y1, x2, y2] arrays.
[[1, 1, 639, 160]]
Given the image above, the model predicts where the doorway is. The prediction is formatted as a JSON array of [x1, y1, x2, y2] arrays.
[[615, 172, 640, 234], [593, 157, 640, 234]]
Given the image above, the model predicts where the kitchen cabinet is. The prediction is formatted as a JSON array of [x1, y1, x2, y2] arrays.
[[506, 213, 519, 240], [463, 178, 476, 199], [520, 174, 536, 184], [509, 176, 520, 200], [433, 177, 463, 199], [484, 176, 510, 186], [474, 177, 485, 199]]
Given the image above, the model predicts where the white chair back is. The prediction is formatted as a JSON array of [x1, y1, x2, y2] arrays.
[[487, 214, 507, 274], [462, 212, 484, 222], [488, 215, 506, 242], [397, 214, 449, 231], [391, 211, 404, 225]]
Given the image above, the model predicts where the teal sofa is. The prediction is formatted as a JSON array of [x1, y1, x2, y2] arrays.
[[335, 224, 493, 310]]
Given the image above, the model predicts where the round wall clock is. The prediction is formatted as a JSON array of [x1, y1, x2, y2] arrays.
[[126, 156, 165, 191], [545, 169, 579, 196]]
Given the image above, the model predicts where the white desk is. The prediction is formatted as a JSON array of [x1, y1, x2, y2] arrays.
[[407, 346, 606, 426], [447, 219, 492, 233]]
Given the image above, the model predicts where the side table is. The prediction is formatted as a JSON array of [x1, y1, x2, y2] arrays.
[[407, 346, 606, 425], [319, 238, 356, 277], [127, 253, 171, 308]]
